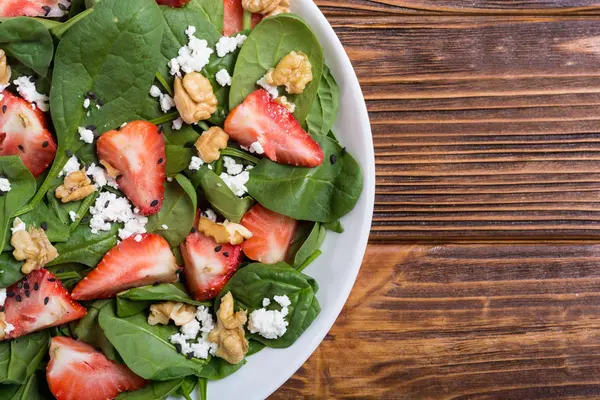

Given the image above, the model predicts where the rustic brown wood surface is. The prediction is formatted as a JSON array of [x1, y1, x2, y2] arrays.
[[270, 1, 600, 399]]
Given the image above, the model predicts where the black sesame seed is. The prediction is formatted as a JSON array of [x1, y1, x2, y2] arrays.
[[186, 353, 194, 359], [42, 5, 51, 15], [214, 245, 222, 252], [330, 154, 337, 165], [44, 297, 49, 305], [65, 150, 73, 157], [30, 76, 38, 83], [81, 216, 90, 224], [41, 222, 48, 231], [48, 278, 56, 282], [184, 141, 195, 148], [0, 192, 5, 197], [42, 141, 49, 148], [191, 227, 196, 233], [157, 125, 163, 133], [33, 282, 39, 291], [86, 125, 97, 131], [341, 147, 347, 156], [174, 343, 182, 353], [116, 175, 122, 181], [87, 91, 97, 99], [0, 307, 5, 312], [158, 158, 164, 164], [97, 99, 105, 106], [2, 105, 6, 113], [23, 282, 30, 290], [150, 200, 159, 207], [15, 295, 22, 302], [104, 200, 110, 208], [153, 282, 161, 286], [25, 290, 30, 298], [58, 3, 67, 10], [18, 144, 25, 152], [223, 252, 229, 257], [6, 292, 14, 297]]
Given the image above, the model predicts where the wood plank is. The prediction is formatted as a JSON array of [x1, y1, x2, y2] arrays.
[[326, 15, 600, 240], [271, 243, 600, 399]]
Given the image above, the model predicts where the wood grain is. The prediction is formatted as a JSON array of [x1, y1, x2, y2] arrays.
[[271, 244, 600, 399]]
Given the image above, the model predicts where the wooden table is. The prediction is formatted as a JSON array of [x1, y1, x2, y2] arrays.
[[270, 1, 600, 399]]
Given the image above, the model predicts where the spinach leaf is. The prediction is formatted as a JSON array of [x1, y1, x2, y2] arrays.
[[116, 378, 184, 400], [290, 222, 326, 269], [72, 299, 119, 361], [188, 0, 224, 33], [188, 167, 253, 223], [165, 145, 195, 177], [50, 8, 94, 39], [216, 262, 320, 348], [45, 179, 82, 226], [47, 263, 91, 290], [163, 124, 200, 146], [323, 219, 344, 233], [198, 340, 264, 380], [0, 157, 36, 256], [99, 304, 209, 380], [48, 223, 118, 267], [0, 369, 53, 400], [148, 174, 197, 247], [18, 201, 70, 243], [177, 376, 197, 400], [306, 65, 339, 136], [247, 135, 363, 223], [203, 47, 240, 126], [116, 283, 209, 318], [0, 331, 50, 385], [0, 252, 24, 288], [230, 14, 324, 125], [0, 18, 53, 77]]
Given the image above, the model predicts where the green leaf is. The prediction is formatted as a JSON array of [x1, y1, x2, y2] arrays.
[[247, 135, 363, 223], [0, 369, 53, 400], [148, 174, 197, 247], [163, 124, 200, 146], [216, 262, 320, 348], [290, 222, 326, 269], [323, 219, 344, 233], [72, 299, 119, 361], [230, 14, 324, 125], [50, 8, 94, 39], [116, 283, 210, 318], [198, 340, 264, 380], [176, 375, 197, 400], [0, 157, 36, 255], [99, 303, 209, 380], [0, 18, 53, 77], [116, 378, 184, 399], [306, 65, 339, 136], [187, 0, 223, 33], [0, 331, 50, 385], [188, 167, 253, 223], [202, 46, 240, 126], [0, 252, 24, 288], [46, 263, 91, 290], [18, 201, 70, 243], [165, 145, 195, 177], [48, 223, 118, 267]]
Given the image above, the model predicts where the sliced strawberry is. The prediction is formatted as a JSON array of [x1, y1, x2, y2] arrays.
[[223, 0, 262, 36], [0, 90, 56, 177], [47, 337, 148, 400], [0, 0, 70, 17], [96, 120, 165, 215], [156, 0, 191, 7], [180, 232, 243, 301], [225, 89, 324, 167], [71, 234, 179, 301], [241, 204, 297, 264], [3, 269, 86, 340]]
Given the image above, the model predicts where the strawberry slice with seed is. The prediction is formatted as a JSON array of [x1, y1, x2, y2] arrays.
[[240, 204, 297, 264], [225, 89, 324, 167], [96, 120, 166, 216], [0, 0, 71, 17], [47, 336, 148, 400], [180, 231, 243, 301], [2, 269, 86, 340], [71, 234, 179, 301], [0, 90, 56, 177]]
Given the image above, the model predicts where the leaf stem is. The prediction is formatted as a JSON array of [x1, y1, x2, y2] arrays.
[[155, 71, 174, 96], [69, 191, 98, 233], [221, 147, 261, 165], [149, 111, 179, 126], [242, 10, 252, 31], [197, 121, 210, 131], [297, 250, 322, 272], [50, 8, 94, 38], [198, 378, 208, 400]]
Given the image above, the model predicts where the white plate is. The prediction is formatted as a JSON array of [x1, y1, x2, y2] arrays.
[[196, 2, 375, 398]]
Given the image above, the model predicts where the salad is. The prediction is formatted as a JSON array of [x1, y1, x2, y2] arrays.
[[0, 0, 363, 398]]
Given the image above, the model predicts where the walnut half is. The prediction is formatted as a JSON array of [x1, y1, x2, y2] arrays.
[[197, 218, 253, 245], [195, 126, 229, 163], [208, 292, 249, 364], [0, 49, 11, 87], [266, 51, 313, 95], [148, 301, 196, 326], [55, 169, 96, 203], [11, 222, 58, 274], [174, 73, 217, 124]]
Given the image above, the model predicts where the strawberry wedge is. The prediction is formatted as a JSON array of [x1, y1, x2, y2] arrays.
[[156, 0, 191, 7], [223, 0, 262, 36], [225, 89, 324, 167], [180, 232, 243, 301], [2, 269, 86, 340], [0, 0, 71, 17], [71, 234, 179, 301], [241, 204, 297, 264], [96, 120, 166, 216], [0, 90, 57, 177], [47, 337, 148, 400]]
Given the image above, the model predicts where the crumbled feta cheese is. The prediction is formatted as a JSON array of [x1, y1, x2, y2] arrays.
[[11, 217, 26, 234], [149, 85, 175, 113], [3, 323, 15, 336], [161, 224, 169, 230], [257, 76, 279, 98], [223, 156, 243, 175], [78, 126, 95, 144], [188, 156, 204, 170], [262, 298, 271, 307], [215, 68, 232, 87], [181, 319, 200, 338], [86, 163, 119, 189], [69, 211, 78, 222], [207, 164, 213, 170], [13, 76, 49, 111], [202, 208, 217, 222], [215, 34, 246, 57], [120, 122, 128, 128], [196, 306, 215, 333], [134, 234, 143, 242], [0, 177, 10, 192], [169, 305, 218, 360], [59, 156, 81, 177], [273, 295, 291, 308], [149, 85, 162, 98], [0, 289, 6, 307], [249, 141, 264, 154], [169, 26, 214, 76], [219, 160, 252, 197], [167, 177, 173, 182], [172, 118, 183, 130], [89, 192, 148, 240], [96, 104, 101, 110], [83, 98, 91, 109], [248, 307, 289, 339]]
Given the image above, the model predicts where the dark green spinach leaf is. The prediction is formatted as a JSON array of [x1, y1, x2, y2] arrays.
[[18, 201, 70, 243], [165, 145, 195, 177], [0, 369, 53, 400], [0, 18, 53, 77], [188, 0, 224, 33], [48, 223, 118, 267], [290, 222, 326, 269], [0, 252, 24, 288], [0, 331, 50, 385], [198, 340, 264, 380], [116, 378, 184, 399], [306, 65, 339, 136], [72, 299, 119, 361], [116, 283, 209, 318], [323, 219, 344, 233]]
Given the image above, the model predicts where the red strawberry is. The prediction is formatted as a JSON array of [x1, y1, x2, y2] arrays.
[[241, 204, 297, 264], [225, 89, 324, 167], [47, 337, 148, 400], [96, 120, 165, 215], [180, 232, 243, 301], [2, 269, 86, 340], [223, 0, 262, 36], [156, 0, 191, 7], [0, 90, 56, 177], [0, 0, 70, 17], [71, 234, 179, 301]]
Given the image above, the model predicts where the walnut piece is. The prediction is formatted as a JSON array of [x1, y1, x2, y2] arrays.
[[55, 169, 96, 203], [11, 222, 58, 274], [266, 0, 289, 16], [100, 159, 121, 178], [174, 73, 217, 124], [266, 51, 313, 95], [274, 96, 296, 113], [0, 313, 9, 340], [208, 292, 248, 364], [197, 218, 253, 245], [0, 49, 11, 87], [195, 126, 229, 163], [148, 301, 196, 326], [241, 0, 279, 14]]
